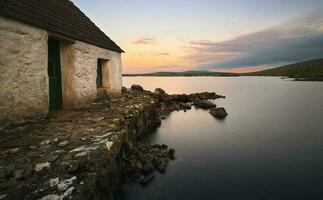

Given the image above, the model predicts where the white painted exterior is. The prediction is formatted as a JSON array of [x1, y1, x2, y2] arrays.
[[0, 16, 122, 122]]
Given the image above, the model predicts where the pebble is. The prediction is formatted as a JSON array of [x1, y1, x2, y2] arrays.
[[34, 162, 51, 172], [8, 148, 20, 154], [58, 140, 69, 147]]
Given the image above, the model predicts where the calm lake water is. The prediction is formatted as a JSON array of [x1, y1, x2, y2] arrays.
[[121, 77, 323, 200]]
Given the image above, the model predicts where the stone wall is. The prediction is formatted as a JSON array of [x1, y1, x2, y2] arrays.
[[65, 41, 122, 108], [0, 16, 123, 122], [0, 16, 49, 122]]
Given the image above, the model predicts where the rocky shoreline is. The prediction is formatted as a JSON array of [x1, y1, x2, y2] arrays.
[[0, 85, 226, 200]]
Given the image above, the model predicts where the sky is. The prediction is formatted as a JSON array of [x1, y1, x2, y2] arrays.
[[74, 0, 323, 73]]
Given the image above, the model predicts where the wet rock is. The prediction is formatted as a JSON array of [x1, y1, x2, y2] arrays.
[[14, 169, 23, 180], [139, 173, 155, 186], [131, 84, 144, 92], [209, 107, 228, 119], [22, 166, 33, 179], [193, 98, 216, 109]]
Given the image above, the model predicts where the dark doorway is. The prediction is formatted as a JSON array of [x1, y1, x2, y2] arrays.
[[48, 38, 62, 111], [96, 59, 103, 88]]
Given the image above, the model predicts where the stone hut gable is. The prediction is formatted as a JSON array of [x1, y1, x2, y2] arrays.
[[0, 0, 124, 53]]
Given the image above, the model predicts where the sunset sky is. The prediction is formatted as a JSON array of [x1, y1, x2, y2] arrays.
[[74, 0, 323, 73]]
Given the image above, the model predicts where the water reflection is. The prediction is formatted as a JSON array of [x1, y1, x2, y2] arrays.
[[120, 77, 323, 200]]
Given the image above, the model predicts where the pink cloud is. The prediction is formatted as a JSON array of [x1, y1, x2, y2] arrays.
[[133, 37, 156, 44]]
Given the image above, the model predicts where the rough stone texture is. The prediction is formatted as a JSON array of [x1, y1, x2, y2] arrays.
[[0, 17, 123, 122], [0, 91, 159, 200], [0, 86, 226, 200], [0, 16, 49, 122], [72, 41, 122, 107]]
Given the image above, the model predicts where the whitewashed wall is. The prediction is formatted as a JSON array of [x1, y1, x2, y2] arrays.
[[69, 41, 122, 108], [0, 17, 49, 122]]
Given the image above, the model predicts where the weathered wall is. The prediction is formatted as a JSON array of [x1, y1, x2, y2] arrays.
[[0, 17, 49, 122], [70, 41, 123, 107], [0, 16, 123, 121]]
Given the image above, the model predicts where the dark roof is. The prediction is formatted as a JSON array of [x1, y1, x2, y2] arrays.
[[0, 0, 124, 53]]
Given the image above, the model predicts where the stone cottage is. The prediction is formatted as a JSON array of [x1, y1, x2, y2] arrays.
[[0, 0, 124, 122]]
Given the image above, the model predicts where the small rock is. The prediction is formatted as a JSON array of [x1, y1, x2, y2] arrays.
[[35, 162, 51, 172], [47, 154, 59, 162], [131, 84, 144, 92], [8, 147, 20, 154], [0, 194, 7, 200], [58, 140, 70, 147], [193, 98, 216, 109], [209, 107, 228, 119], [39, 139, 50, 146], [29, 146, 37, 150], [14, 169, 23, 180], [139, 173, 155, 186]]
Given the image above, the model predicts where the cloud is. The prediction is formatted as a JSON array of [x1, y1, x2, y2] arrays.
[[133, 37, 156, 44], [138, 51, 171, 57], [153, 52, 171, 56], [185, 10, 323, 70]]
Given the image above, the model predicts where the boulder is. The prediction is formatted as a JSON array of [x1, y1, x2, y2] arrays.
[[209, 107, 228, 119], [131, 84, 144, 92], [193, 98, 216, 109]]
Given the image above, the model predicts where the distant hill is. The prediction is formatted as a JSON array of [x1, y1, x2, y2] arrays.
[[243, 58, 323, 78], [123, 70, 238, 77]]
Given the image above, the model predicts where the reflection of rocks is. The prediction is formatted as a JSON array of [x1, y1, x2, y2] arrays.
[[209, 107, 228, 119]]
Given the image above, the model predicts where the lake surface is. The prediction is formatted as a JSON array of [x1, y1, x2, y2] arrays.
[[121, 77, 323, 200]]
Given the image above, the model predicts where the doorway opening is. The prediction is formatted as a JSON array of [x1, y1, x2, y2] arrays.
[[48, 38, 63, 111]]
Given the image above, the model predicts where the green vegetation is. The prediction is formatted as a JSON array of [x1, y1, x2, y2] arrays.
[[123, 70, 238, 77], [243, 58, 323, 78]]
